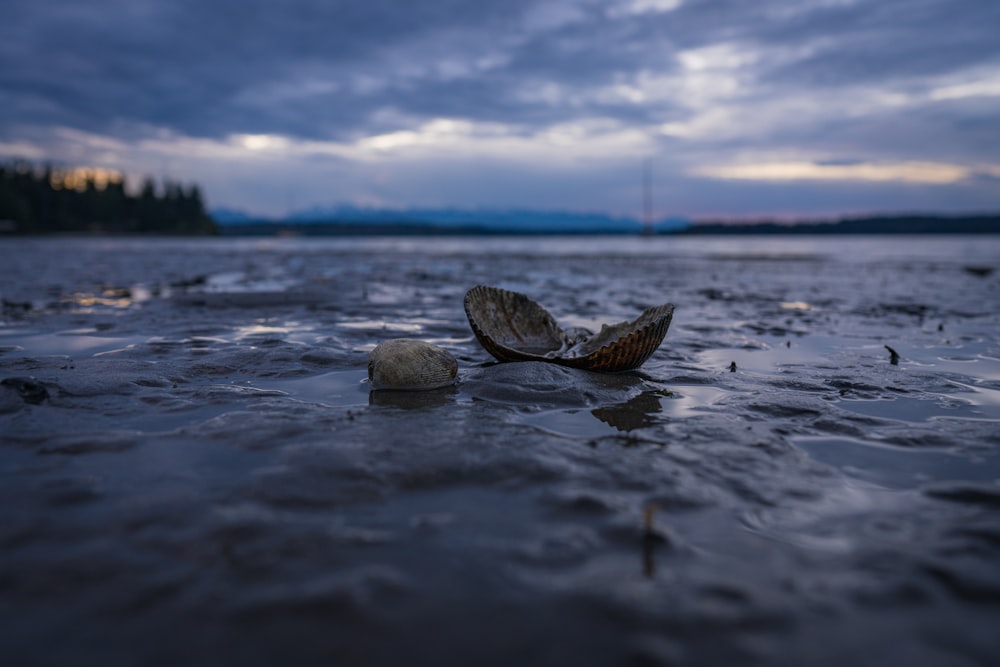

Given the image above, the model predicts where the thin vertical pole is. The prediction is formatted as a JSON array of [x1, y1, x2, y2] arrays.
[[643, 157, 653, 234]]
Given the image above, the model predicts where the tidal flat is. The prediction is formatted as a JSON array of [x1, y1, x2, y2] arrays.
[[2, 235, 999, 666]]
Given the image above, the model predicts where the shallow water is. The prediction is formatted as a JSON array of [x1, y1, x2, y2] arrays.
[[2, 235, 1000, 666]]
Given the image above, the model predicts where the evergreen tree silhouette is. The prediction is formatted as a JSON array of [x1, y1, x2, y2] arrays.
[[0, 159, 217, 234]]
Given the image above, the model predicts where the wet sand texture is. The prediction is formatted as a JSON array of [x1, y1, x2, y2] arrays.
[[1, 236, 999, 666]]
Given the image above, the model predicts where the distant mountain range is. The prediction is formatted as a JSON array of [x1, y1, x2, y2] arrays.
[[211, 205, 687, 235], [210, 206, 1000, 236]]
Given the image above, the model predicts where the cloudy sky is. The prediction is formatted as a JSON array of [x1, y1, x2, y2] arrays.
[[2, 0, 999, 219]]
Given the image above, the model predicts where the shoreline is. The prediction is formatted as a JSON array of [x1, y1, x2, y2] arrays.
[[4, 214, 998, 238]]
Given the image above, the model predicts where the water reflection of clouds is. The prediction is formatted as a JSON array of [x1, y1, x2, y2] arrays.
[[793, 436, 1000, 490], [931, 353, 1000, 382], [233, 323, 293, 339], [840, 390, 1000, 423], [779, 301, 816, 311], [338, 320, 425, 333], [696, 339, 832, 374], [262, 369, 369, 408], [2, 331, 145, 356], [65, 291, 132, 309], [740, 483, 902, 555], [520, 385, 733, 438]]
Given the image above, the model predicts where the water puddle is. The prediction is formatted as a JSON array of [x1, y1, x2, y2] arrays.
[[901, 342, 1000, 381], [519, 409, 618, 438], [337, 320, 426, 333], [945, 379, 1000, 415], [932, 355, 1000, 381], [263, 369, 370, 407], [201, 271, 297, 294], [657, 385, 733, 416], [363, 283, 420, 305], [839, 392, 1000, 422], [0, 330, 150, 357], [515, 385, 732, 438], [698, 336, 836, 374], [793, 435, 1000, 489]]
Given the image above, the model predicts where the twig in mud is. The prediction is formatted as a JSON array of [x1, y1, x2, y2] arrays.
[[642, 502, 669, 578], [643, 502, 659, 538], [884, 345, 900, 365], [643, 503, 657, 577]]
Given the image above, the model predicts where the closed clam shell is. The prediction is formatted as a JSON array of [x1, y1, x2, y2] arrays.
[[368, 339, 458, 391], [464, 285, 673, 372]]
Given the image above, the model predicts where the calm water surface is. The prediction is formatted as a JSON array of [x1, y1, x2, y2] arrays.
[[1, 235, 999, 666]]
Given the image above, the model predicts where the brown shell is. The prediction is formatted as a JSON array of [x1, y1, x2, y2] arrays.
[[368, 339, 458, 391], [464, 285, 673, 372]]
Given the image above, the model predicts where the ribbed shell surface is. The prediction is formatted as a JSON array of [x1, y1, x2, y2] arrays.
[[368, 339, 458, 390], [464, 285, 673, 372]]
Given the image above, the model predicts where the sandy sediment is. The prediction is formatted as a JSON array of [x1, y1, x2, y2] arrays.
[[1, 236, 999, 666]]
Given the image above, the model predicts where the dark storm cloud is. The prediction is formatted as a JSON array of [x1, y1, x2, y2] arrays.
[[2, 0, 997, 144], [755, 0, 1000, 86], [0, 0, 539, 140], [2, 0, 999, 217]]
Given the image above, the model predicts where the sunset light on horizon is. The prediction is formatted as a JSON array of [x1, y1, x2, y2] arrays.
[[1, 0, 998, 221]]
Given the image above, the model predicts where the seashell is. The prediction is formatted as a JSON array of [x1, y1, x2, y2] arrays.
[[464, 285, 673, 372], [368, 338, 458, 391]]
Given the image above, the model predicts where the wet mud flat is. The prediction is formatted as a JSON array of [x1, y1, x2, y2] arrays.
[[1, 235, 999, 666]]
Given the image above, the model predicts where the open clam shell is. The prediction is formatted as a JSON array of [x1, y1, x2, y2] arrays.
[[464, 285, 674, 372]]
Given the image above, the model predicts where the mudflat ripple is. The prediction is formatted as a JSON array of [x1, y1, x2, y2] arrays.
[[1, 236, 999, 666]]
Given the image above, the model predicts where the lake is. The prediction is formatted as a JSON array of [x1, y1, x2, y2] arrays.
[[2, 235, 999, 665]]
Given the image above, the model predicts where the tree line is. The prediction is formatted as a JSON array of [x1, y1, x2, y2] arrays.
[[680, 215, 1000, 235], [0, 159, 217, 234]]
